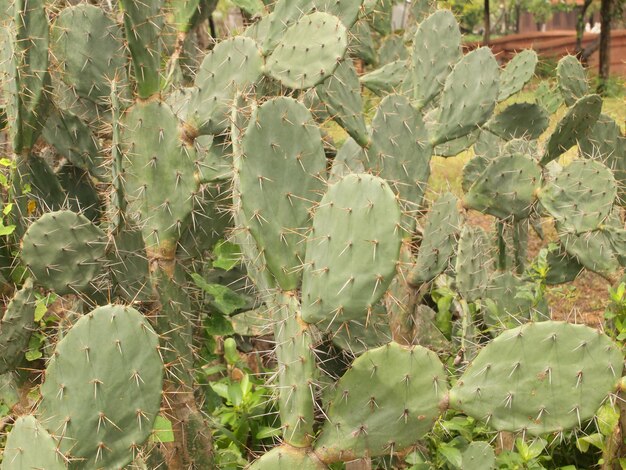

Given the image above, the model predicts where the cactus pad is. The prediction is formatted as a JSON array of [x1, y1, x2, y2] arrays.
[[249, 446, 326, 470], [302, 174, 402, 324], [538, 159, 615, 233], [431, 47, 499, 145], [464, 153, 541, 220], [272, 293, 318, 446], [540, 94, 602, 165], [498, 50, 537, 102], [190, 37, 263, 135], [412, 10, 462, 109], [557, 56, 589, 107], [121, 100, 198, 251], [455, 226, 493, 302], [39, 305, 163, 469], [52, 4, 125, 104], [450, 321, 623, 435], [369, 94, 432, 211], [266, 11, 348, 89], [21, 211, 106, 295], [1, 416, 65, 470], [315, 342, 447, 460], [315, 60, 369, 147], [485, 103, 549, 140], [0, 279, 36, 374], [409, 192, 461, 285], [238, 97, 326, 290]]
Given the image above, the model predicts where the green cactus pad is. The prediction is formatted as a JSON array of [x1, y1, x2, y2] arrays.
[[42, 109, 106, 181], [461, 132, 503, 193], [190, 37, 264, 135], [0, 0, 49, 152], [455, 226, 493, 302], [540, 94, 602, 165], [121, 100, 198, 251], [542, 244, 583, 285], [21, 211, 106, 295], [535, 81, 564, 114], [315, 342, 447, 460], [578, 114, 625, 203], [249, 445, 327, 470], [557, 56, 589, 107], [412, 10, 462, 109], [302, 174, 402, 324], [409, 192, 461, 285], [350, 19, 377, 65], [483, 272, 549, 331], [462, 441, 495, 470], [315, 60, 369, 147], [329, 307, 392, 355], [119, 0, 163, 98], [107, 228, 151, 301], [560, 228, 620, 276], [328, 137, 368, 182], [433, 131, 479, 158], [1, 416, 66, 470], [315, 0, 363, 27], [379, 35, 408, 65], [39, 305, 163, 469], [464, 153, 541, 220], [538, 159, 615, 233], [485, 103, 549, 140], [271, 293, 318, 446], [431, 47, 499, 146], [0, 279, 36, 375], [262, 0, 314, 52], [360, 59, 410, 96], [450, 321, 623, 435], [238, 97, 326, 290], [266, 11, 348, 90], [52, 4, 126, 105], [498, 50, 537, 102], [369, 94, 432, 212]]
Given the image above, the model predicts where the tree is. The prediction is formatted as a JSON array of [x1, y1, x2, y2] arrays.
[[597, 0, 613, 93]]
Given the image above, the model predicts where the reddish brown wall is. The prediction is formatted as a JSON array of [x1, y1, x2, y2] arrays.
[[465, 30, 626, 76]]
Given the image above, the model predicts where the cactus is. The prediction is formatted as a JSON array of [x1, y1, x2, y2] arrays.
[[314, 342, 447, 460], [1, 416, 66, 470], [38, 305, 163, 468], [450, 321, 623, 435], [301, 174, 402, 324], [0, 2, 623, 468], [0, 279, 35, 374], [21, 210, 106, 295]]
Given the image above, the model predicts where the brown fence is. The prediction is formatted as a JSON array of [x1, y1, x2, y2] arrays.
[[465, 30, 626, 77]]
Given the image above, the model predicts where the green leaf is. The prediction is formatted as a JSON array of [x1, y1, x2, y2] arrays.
[[597, 402, 620, 436], [151, 415, 175, 443], [223, 337, 239, 366], [0, 224, 15, 236], [516, 437, 547, 461], [205, 312, 235, 336], [576, 433, 604, 452], [438, 443, 463, 468], [25, 334, 43, 361], [34, 299, 48, 322], [2, 203, 12, 215], [255, 426, 282, 439], [213, 240, 241, 271], [191, 273, 246, 315]]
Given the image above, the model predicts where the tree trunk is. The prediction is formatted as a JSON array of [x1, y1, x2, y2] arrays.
[[575, 0, 593, 57], [484, 0, 491, 43], [597, 0, 613, 94], [515, 2, 521, 33]]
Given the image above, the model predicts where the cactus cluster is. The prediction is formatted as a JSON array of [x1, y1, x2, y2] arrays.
[[0, 0, 624, 468]]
